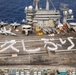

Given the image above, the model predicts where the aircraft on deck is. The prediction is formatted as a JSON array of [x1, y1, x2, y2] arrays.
[[69, 22, 76, 25], [10, 22, 21, 29], [0, 27, 16, 36], [0, 21, 8, 28], [69, 22, 76, 32]]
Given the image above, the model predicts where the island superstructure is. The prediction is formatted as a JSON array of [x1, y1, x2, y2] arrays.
[[25, 0, 60, 28], [25, 0, 73, 30]]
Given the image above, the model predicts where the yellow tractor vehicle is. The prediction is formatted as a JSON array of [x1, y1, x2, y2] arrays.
[[35, 27, 43, 36]]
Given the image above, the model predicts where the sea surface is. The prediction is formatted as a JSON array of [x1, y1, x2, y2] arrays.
[[0, 0, 76, 23]]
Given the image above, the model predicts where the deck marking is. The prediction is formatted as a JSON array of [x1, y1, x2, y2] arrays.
[[0, 40, 19, 53], [22, 40, 26, 51], [67, 37, 75, 50], [59, 38, 66, 44], [0, 37, 76, 53]]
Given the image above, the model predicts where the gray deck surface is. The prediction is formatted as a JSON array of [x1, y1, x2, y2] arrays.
[[0, 32, 76, 68]]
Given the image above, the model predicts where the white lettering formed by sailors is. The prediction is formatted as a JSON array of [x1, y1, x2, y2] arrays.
[[67, 37, 75, 50], [41, 38, 59, 51], [0, 40, 19, 53], [0, 37, 75, 53], [42, 37, 75, 51], [21, 40, 41, 53]]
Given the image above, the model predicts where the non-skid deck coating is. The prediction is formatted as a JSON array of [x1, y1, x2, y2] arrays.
[[0, 32, 76, 68]]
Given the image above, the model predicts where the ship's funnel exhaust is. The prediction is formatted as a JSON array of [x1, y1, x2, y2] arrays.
[[33, 0, 40, 10], [46, 0, 49, 10]]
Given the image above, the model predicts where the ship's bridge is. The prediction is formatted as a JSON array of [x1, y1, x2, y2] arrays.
[[34, 10, 60, 20], [35, 10, 60, 15], [33, 9, 60, 28]]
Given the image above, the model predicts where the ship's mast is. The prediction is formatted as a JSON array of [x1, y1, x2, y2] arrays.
[[33, 0, 40, 10], [60, 4, 73, 24], [46, 0, 50, 10]]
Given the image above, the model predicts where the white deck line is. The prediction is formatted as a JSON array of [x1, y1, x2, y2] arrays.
[[21, 40, 26, 51], [0, 38, 76, 43], [55, 49, 76, 52]]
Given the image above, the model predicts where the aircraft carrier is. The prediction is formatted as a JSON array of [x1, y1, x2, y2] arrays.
[[0, 0, 76, 75]]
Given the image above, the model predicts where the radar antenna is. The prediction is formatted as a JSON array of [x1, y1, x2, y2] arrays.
[[60, 4, 69, 10]]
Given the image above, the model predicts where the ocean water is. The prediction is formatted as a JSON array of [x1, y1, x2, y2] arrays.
[[0, 0, 76, 23]]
